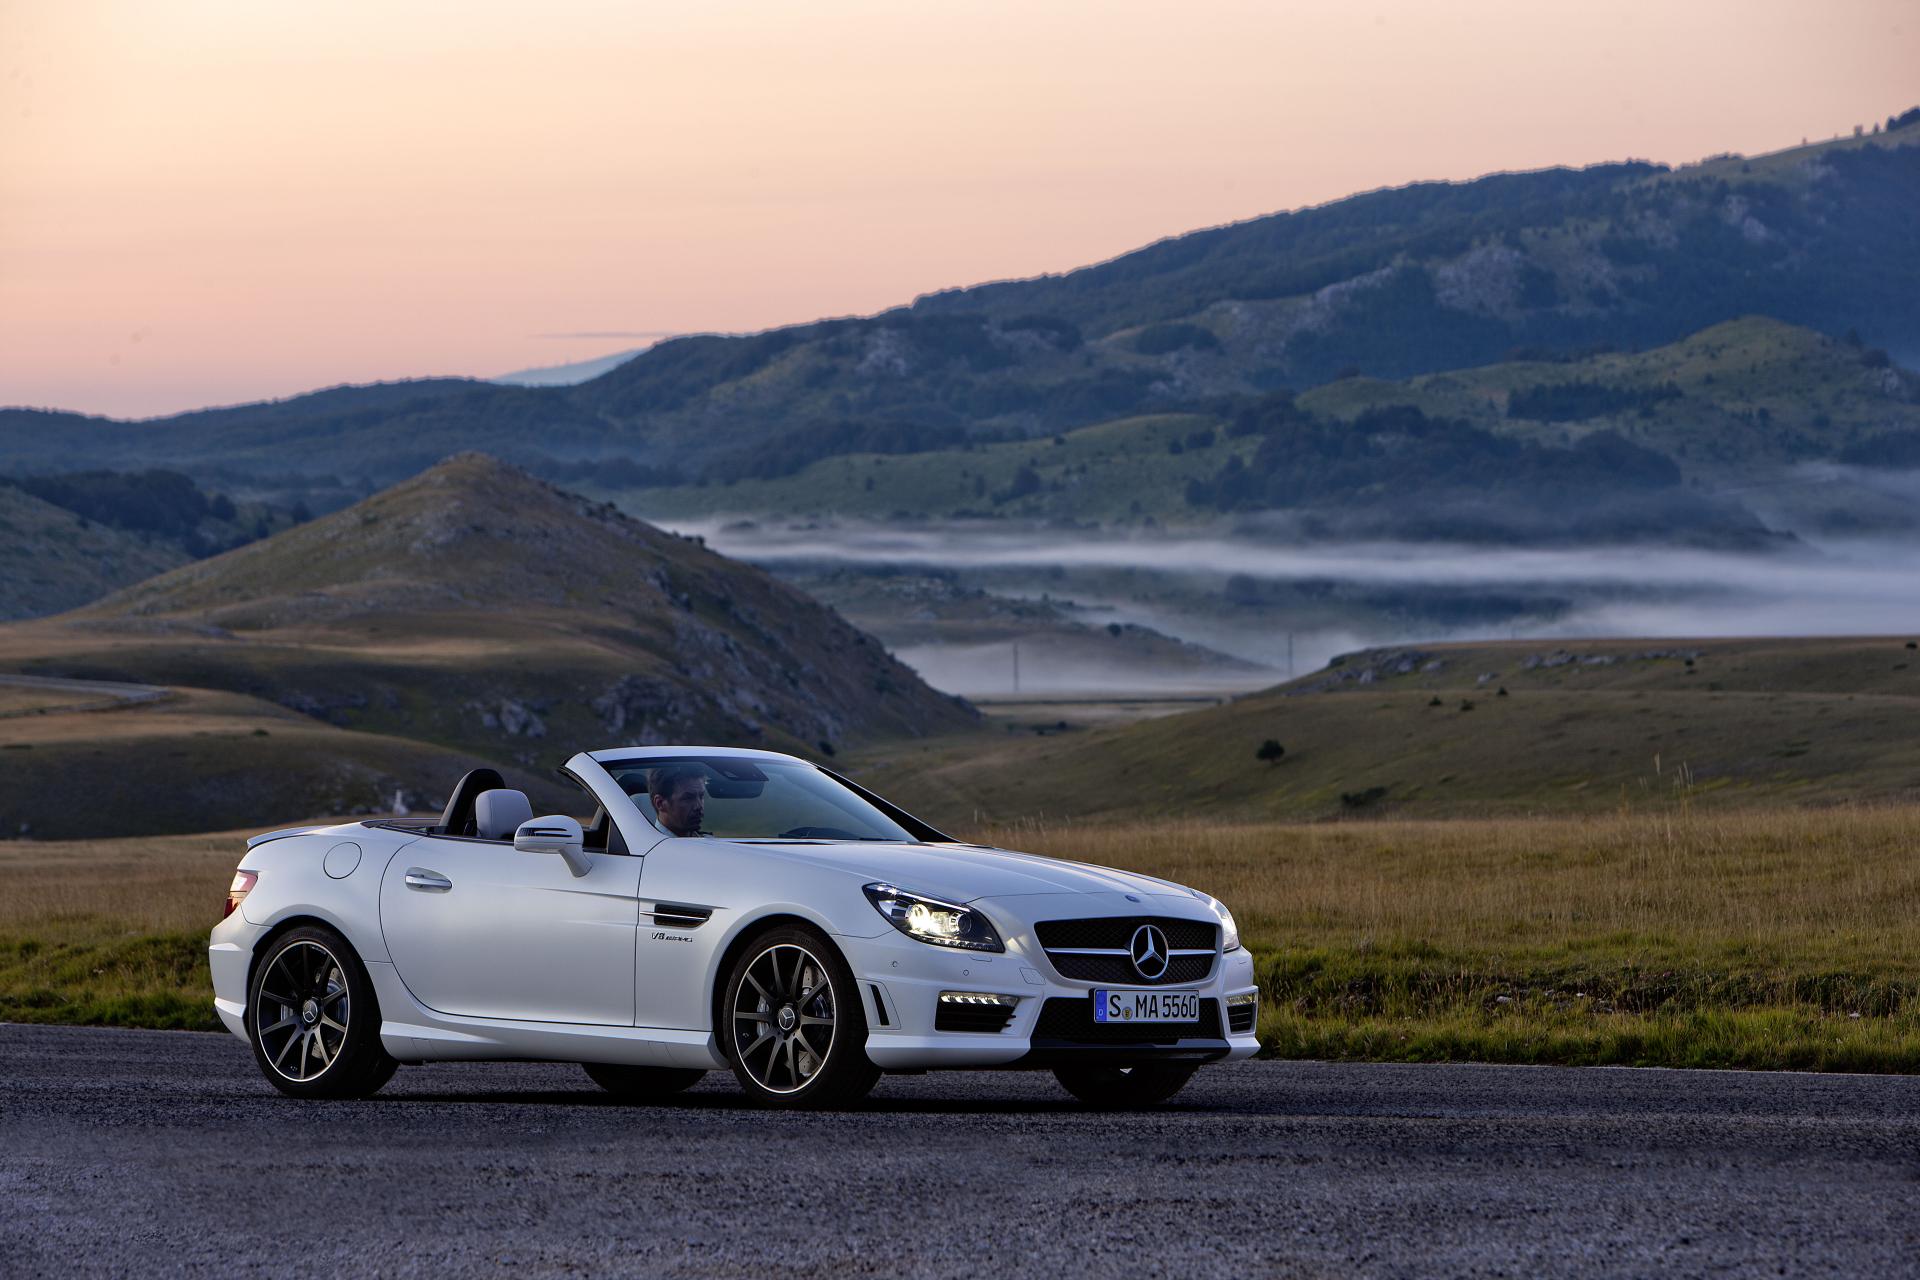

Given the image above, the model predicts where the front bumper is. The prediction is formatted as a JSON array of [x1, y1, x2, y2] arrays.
[[841, 917, 1261, 1070]]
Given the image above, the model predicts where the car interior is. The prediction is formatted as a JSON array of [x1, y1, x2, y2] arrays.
[[419, 766, 638, 852]]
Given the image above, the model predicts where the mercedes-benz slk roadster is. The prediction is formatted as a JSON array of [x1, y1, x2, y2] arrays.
[[209, 747, 1259, 1108]]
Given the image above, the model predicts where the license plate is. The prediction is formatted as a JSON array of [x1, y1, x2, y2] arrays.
[[1092, 989, 1200, 1023]]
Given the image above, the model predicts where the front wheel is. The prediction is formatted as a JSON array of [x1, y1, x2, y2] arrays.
[[582, 1062, 706, 1101], [722, 925, 879, 1108], [1053, 1063, 1198, 1109], [248, 925, 397, 1100]]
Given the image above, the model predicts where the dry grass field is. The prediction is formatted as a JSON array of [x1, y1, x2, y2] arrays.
[[6, 803, 1919, 1069], [960, 804, 1920, 1069], [0, 831, 252, 1028]]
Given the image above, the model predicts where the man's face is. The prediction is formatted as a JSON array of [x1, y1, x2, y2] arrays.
[[652, 778, 706, 837]]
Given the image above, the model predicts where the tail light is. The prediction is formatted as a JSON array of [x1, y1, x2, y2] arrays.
[[225, 870, 257, 918]]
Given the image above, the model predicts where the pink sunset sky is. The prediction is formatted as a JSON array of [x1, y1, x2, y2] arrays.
[[2, 0, 1915, 419]]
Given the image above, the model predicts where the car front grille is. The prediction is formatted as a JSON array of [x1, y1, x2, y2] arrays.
[[1031, 997, 1224, 1044], [1227, 999, 1257, 1035], [1033, 916, 1218, 986]]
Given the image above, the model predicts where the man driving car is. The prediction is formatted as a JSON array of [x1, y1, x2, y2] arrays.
[[647, 764, 708, 837]]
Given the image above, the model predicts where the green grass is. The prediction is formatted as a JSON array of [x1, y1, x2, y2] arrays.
[[1250, 946, 1920, 1072], [624, 412, 1238, 525], [0, 931, 216, 1030]]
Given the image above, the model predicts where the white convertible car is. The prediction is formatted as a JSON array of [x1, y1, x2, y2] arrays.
[[209, 747, 1259, 1108]]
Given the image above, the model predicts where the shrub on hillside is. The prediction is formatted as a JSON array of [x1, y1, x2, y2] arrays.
[[1133, 322, 1221, 356]]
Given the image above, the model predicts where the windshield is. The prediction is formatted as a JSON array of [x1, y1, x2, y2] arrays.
[[603, 756, 916, 842]]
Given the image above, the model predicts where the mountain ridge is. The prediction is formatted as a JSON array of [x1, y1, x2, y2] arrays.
[[3, 119, 1916, 492]]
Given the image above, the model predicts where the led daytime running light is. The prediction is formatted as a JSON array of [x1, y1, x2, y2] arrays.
[[939, 991, 1018, 1006]]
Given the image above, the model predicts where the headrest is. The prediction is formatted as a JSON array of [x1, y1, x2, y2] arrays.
[[473, 789, 534, 841]]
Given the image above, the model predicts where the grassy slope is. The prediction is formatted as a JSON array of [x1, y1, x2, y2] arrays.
[[0, 487, 182, 621], [618, 318, 1917, 526], [0, 684, 569, 839], [1301, 315, 1920, 473], [624, 412, 1236, 524], [857, 636, 1920, 826]]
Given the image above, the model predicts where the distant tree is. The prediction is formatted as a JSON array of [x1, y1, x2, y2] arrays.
[[994, 465, 1042, 504], [1256, 739, 1286, 765], [209, 493, 237, 521], [1133, 322, 1220, 356]]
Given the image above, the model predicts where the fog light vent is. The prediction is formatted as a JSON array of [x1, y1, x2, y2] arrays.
[[935, 990, 1019, 1033], [1226, 990, 1258, 1035]]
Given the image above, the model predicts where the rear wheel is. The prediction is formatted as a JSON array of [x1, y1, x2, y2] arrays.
[[248, 925, 397, 1100], [1053, 1063, 1198, 1109], [582, 1062, 706, 1101], [722, 925, 878, 1108]]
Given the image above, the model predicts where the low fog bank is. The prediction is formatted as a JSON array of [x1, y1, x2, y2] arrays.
[[677, 519, 1920, 694], [891, 643, 1273, 700]]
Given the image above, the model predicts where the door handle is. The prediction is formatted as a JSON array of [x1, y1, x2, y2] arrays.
[[404, 868, 452, 892]]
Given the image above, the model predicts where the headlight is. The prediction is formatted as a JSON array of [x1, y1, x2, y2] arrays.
[[1201, 892, 1241, 952], [864, 883, 1004, 952]]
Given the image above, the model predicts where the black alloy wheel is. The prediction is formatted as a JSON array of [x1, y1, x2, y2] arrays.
[[1053, 1062, 1199, 1109], [248, 924, 397, 1100], [722, 925, 878, 1108]]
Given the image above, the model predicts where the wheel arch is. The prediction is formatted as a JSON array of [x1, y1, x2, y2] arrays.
[[245, 913, 384, 1025], [706, 910, 843, 1037]]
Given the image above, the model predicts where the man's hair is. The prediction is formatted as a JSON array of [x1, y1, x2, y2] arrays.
[[647, 763, 708, 802]]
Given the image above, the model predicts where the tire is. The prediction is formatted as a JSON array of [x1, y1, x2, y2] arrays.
[[247, 924, 397, 1100], [1053, 1063, 1198, 1109], [582, 1062, 706, 1100], [721, 924, 879, 1109]]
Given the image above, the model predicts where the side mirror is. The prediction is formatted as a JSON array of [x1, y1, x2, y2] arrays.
[[514, 815, 591, 878]]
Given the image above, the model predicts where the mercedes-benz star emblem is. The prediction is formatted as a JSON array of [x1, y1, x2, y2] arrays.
[[1129, 924, 1170, 981]]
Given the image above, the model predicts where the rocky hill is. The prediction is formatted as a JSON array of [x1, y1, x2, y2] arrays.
[[0, 455, 976, 759]]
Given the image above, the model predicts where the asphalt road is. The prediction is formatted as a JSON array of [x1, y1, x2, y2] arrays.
[[3, 1025, 1917, 1278]]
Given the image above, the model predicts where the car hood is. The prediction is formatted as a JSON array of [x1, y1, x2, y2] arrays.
[[737, 839, 1198, 905]]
